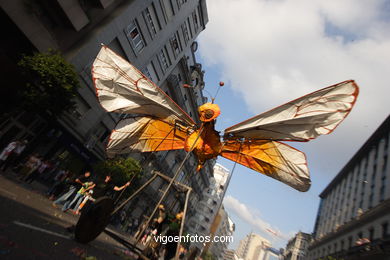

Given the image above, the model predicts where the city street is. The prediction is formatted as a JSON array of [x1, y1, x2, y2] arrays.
[[0, 171, 137, 260]]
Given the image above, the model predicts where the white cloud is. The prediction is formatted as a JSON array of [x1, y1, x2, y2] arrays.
[[224, 195, 292, 243], [199, 0, 390, 175]]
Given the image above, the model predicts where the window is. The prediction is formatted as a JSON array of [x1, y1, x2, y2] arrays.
[[192, 9, 199, 32], [182, 21, 190, 44], [161, 0, 174, 22], [125, 20, 145, 54], [176, 0, 187, 9], [71, 97, 91, 120], [99, 130, 110, 143], [142, 62, 159, 83], [170, 32, 182, 57], [369, 228, 374, 241], [159, 47, 171, 71], [144, 4, 160, 37], [379, 185, 385, 202], [368, 193, 373, 208], [382, 222, 388, 238]]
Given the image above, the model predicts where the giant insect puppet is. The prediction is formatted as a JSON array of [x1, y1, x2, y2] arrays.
[[93, 46, 359, 192], [73, 45, 358, 252]]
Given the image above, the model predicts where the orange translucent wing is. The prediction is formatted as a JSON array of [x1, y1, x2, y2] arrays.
[[220, 140, 310, 191], [106, 116, 189, 158], [224, 80, 359, 141]]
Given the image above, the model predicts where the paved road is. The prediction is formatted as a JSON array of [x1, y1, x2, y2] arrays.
[[0, 171, 139, 260]]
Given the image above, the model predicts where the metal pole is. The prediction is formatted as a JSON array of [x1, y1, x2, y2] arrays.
[[135, 144, 194, 243], [155, 171, 192, 191], [174, 188, 192, 259], [114, 173, 139, 205], [135, 126, 204, 244], [202, 142, 242, 255], [112, 124, 176, 210], [111, 174, 158, 216]]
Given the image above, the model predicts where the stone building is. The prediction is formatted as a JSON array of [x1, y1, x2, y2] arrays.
[[209, 207, 235, 259], [186, 163, 231, 254], [236, 232, 271, 260], [307, 115, 390, 260], [284, 231, 311, 260], [0, 0, 213, 220]]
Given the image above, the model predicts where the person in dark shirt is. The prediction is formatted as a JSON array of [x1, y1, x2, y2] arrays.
[[92, 175, 130, 199], [65, 175, 131, 233], [164, 212, 184, 260]]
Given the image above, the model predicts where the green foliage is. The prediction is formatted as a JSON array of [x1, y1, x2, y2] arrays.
[[93, 157, 142, 184], [18, 50, 80, 115], [319, 256, 344, 260], [203, 251, 216, 260]]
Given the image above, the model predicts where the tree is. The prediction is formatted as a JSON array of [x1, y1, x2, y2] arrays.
[[93, 157, 142, 185], [18, 50, 80, 115], [93, 157, 143, 203], [203, 251, 216, 260]]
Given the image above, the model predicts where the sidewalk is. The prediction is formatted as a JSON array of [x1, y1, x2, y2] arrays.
[[0, 169, 140, 259]]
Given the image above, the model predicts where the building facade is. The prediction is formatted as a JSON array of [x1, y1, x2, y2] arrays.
[[186, 163, 231, 253], [209, 207, 235, 259], [0, 0, 213, 224], [307, 115, 390, 260], [224, 249, 238, 260], [284, 231, 311, 260], [236, 232, 271, 260]]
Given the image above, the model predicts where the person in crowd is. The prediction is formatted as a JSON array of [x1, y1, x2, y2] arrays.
[[47, 170, 71, 200], [74, 188, 94, 215], [92, 175, 130, 199], [135, 219, 147, 239], [152, 204, 167, 235], [71, 181, 94, 215], [19, 153, 41, 180], [133, 218, 139, 234], [24, 156, 47, 184], [119, 210, 127, 229], [52, 170, 93, 212], [0, 140, 27, 171], [36, 159, 51, 181], [0, 140, 19, 171], [44, 161, 61, 183], [126, 218, 134, 234], [164, 212, 184, 260], [64, 174, 131, 233]]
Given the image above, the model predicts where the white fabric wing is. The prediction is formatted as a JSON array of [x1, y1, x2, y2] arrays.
[[224, 80, 359, 141], [93, 46, 194, 126]]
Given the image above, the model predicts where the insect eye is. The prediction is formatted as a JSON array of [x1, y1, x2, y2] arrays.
[[204, 109, 214, 119]]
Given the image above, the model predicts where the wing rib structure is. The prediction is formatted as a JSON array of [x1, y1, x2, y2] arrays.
[[222, 80, 358, 191], [107, 116, 188, 158], [224, 80, 359, 141], [221, 140, 310, 191], [93, 46, 194, 126]]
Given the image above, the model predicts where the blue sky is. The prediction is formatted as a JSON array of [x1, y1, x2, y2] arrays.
[[196, 0, 390, 249]]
